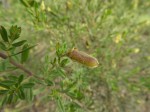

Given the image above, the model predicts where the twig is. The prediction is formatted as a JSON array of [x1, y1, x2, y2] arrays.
[[0, 52, 33, 76]]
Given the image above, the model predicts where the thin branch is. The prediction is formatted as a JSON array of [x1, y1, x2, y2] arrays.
[[0, 52, 33, 76]]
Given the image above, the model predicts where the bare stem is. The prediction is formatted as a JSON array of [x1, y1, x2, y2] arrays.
[[0, 52, 33, 76]]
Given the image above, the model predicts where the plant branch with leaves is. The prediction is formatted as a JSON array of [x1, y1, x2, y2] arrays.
[[0, 25, 34, 76], [0, 25, 36, 105]]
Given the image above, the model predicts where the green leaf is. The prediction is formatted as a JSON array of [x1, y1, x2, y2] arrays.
[[60, 59, 69, 67], [56, 43, 60, 54], [8, 75, 18, 81], [1, 95, 8, 106], [9, 25, 21, 41], [18, 74, 24, 84], [0, 26, 8, 42], [45, 79, 53, 86], [7, 93, 13, 104], [12, 40, 27, 47], [56, 97, 65, 112], [21, 44, 29, 63], [67, 91, 75, 98], [140, 77, 150, 89], [0, 80, 16, 86], [0, 41, 7, 50], [0, 82, 10, 89], [0, 90, 9, 95], [34, 1, 40, 9], [18, 88, 25, 100], [29, 0, 37, 7], [21, 83, 34, 88], [10, 44, 36, 57], [6, 46, 15, 51], [75, 91, 84, 100], [20, 0, 37, 7], [68, 90, 84, 100], [20, 0, 30, 7], [26, 88, 33, 101], [56, 42, 67, 57]]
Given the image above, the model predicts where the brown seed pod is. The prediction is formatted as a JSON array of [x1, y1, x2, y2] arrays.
[[66, 48, 99, 68]]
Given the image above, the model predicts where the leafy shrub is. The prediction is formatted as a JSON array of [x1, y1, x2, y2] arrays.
[[0, 0, 150, 112]]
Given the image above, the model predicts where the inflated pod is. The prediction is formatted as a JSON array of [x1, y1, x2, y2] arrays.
[[66, 48, 99, 68]]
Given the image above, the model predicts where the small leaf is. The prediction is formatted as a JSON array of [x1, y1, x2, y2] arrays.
[[56, 43, 60, 52], [60, 59, 69, 67], [45, 79, 53, 86], [1, 95, 8, 106], [10, 44, 36, 57], [0, 41, 7, 50], [0, 82, 10, 89], [26, 88, 33, 101], [21, 83, 34, 88], [34, 1, 40, 9], [18, 74, 24, 84], [9, 25, 21, 41], [0, 90, 9, 95], [57, 97, 65, 112], [6, 46, 15, 51], [7, 93, 13, 104], [18, 88, 25, 100], [0, 26, 8, 42], [0, 80, 16, 86], [29, 0, 37, 7], [140, 77, 150, 89], [12, 40, 27, 47], [8, 75, 18, 81], [20, 0, 30, 7], [75, 91, 84, 100], [21, 44, 29, 63], [67, 92, 78, 99]]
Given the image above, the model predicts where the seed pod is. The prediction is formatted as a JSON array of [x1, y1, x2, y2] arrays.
[[66, 48, 99, 68]]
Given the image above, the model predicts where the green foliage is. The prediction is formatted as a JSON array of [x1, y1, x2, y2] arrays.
[[0, 26, 8, 42], [0, 75, 34, 105], [0, 0, 150, 112], [0, 25, 35, 64], [9, 25, 21, 41], [0, 25, 35, 107], [21, 44, 29, 63], [12, 40, 27, 47], [20, 0, 47, 28]]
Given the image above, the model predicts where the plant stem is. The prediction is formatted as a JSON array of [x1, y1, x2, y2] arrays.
[[0, 52, 33, 76]]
